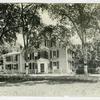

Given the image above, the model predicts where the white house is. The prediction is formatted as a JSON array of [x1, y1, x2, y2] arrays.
[[1, 40, 75, 74]]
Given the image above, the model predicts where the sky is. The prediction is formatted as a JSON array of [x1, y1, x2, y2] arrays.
[[16, 10, 81, 46]]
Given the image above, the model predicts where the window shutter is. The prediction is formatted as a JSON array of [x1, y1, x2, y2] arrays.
[[30, 53, 31, 60], [50, 61, 52, 69], [57, 50, 59, 58], [32, 53, 34, 60], [38, 52, 40, 59], [57, 61, 59, 69], [50, 50, 52, 59], [45, 40, 46, 46], [50, 41, 53, 47], [28, 54, 30, 60], [29, 63, 31, 69]]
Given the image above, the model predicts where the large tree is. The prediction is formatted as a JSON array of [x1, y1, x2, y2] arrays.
[[10, 3, 45, 62], [0, 4, 19, 44], [47, 4, 99, 74]]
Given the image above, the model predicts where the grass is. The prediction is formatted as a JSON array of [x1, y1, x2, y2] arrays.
[[0, 74, 99, 83], [0, 79, 99, 96], [0, 74, 99, 96]]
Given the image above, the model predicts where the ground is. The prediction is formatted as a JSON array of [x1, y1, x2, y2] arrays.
[[0, 80, 100, 96]]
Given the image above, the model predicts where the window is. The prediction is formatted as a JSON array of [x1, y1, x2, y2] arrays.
[[13, 64, 18, 70], [6, 64, 12, 70], [40, 51, 48, 59], [53, 62, 56, 66], [45, 40, 50, 47], [51, 41, 55, 47], [15, 55, 18, 61], [44, 51, 48, 59], [6, 56, 12, 62], [27, 53, 32, 60], [40, 63, 44, 73], [52, 50, 59, 58], [53, 61, 59, 69], [14, 55, 18, 61], [34, 52, 38, 60], [25, 63, 29, 69], [53, 51, 56, 58]]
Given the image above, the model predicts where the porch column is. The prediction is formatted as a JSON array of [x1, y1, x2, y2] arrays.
[[37, 63, 41, 73], [19, 54, 23, 73]]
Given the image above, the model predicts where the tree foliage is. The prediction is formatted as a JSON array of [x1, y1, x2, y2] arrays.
[[0, 4, 19, 44], [47, 4, 100, 74]]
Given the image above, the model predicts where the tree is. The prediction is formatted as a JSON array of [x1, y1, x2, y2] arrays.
[[47, 4, 99, 75], [14, 3, 48, 74], [0, 3, 46, 55], [0, 4, 19, 44], [8, 3, 43, 63]]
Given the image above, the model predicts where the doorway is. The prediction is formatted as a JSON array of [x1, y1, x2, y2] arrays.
[[40, 63, 45, 73]]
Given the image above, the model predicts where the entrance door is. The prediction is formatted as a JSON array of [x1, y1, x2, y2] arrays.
[[34, 63, 38, 74], [40, 63, 45, 73]]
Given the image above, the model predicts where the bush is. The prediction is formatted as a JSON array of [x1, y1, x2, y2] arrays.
[[88, 68, 96, 74], [95, 67, 100, 74], [76, 67, 84, 74]]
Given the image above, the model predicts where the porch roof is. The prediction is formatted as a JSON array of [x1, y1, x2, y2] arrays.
[[2, 51, 21, 57]]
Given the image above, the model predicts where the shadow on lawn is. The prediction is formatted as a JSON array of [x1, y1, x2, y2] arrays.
[[0, 79, 97, 87], [0, 75, 98, 87]]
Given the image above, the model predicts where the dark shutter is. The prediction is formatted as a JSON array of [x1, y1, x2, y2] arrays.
[[50, 50, 52, 59], [45, 40, 46, 46], [29, 63, 31, 69], [50, 41, 51, 47], [57, 50, 59, 58], [45, 51, 48, 59], [28, 54, 30, 60], [57, 61, 59, 69], [38, 52, 40, 59], [44, 51, 46, 58], [30, 53, 32, 60], [32, 53, 34, 60], [50, 61, 52, 69]]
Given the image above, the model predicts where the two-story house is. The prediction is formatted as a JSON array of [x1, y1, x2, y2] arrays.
[[1, 39, 75, 74]]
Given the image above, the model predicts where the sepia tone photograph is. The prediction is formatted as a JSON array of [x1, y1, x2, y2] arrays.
[[0, 3, 100, 97]]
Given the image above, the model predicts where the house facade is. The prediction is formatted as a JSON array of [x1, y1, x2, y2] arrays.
[[1, 40, 75, 74]]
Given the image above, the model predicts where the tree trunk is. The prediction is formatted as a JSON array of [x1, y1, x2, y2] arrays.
[[82, 30, 88, 75], [83, 44, 88, 75], [21, 3, 29, 74]]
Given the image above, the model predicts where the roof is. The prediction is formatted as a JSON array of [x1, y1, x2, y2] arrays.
[[2, 51, 21, 57]]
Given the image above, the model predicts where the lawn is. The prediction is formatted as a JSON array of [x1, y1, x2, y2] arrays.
[[0, 80, 100, 96]]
